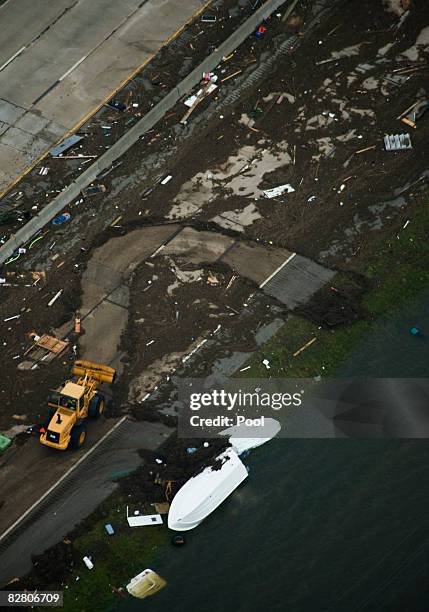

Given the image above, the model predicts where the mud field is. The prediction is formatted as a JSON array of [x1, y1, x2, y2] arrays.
[[1, 0, 428, 432]]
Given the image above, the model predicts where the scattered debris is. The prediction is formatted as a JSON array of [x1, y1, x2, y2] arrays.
[[400, 99, 429, 128], [47, 290, 63, 307], [220, 69, 242, 83], [52, 212, 71, 225], [38, 167, 49, 176], [83, 556, 94, 570], [24, 333, 69, 364], [180, 81, 218, 124], [126, 506, 163, 527], [262, 358, 270, 369], [207, 273, 220, 286], [409, 326, 422, 337], [160, 175, 172, 185], [384, 133, 412, 150], [0, 434, 12, 452], [263, 184, 295, 198], [201, 13, 216, 23], [82, 184, 107, 196], [50, 135, 84, 157], [126, 569, 166, 599], [74, 311, 81, 334], [171, 535, 186, 546], [105, 524, 115, 536], [355, 145, 376, 154], [293, 337, 317, 358], [152, 502, 170, 514], [4, 314, 20, 322], [106, 99, 127, 112]]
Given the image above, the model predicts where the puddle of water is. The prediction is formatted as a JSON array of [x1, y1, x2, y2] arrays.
[[212, 203, 262, 232], [168, 143, 291, 220], [361, 77, 379, 91], [400, 26, 429, 61], [312, 137, 335, 160]]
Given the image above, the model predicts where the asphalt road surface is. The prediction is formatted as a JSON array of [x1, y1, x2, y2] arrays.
[[0, 0, 208, 192], [0, 418, 172, 584]]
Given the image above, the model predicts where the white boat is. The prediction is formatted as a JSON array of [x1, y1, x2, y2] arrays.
[[220, 417, 281, 455], [168, 448, 248, 531]]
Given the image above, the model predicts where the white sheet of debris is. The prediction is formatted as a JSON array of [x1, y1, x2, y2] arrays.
[[263, 184, 295, 199]]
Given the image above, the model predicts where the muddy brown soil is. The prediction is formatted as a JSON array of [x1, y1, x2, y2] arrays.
[[1, 0, 428, 431]]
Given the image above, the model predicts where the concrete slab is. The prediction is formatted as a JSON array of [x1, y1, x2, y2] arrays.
[[90, 225, 179, 274], [14, 112, 50, 136], [80, 299, 128, 364], [0, 126, 34, 151], [107, 283, 130, 308], [221, 242, 293, 286], [162, 227, 235, 263], [0, 142, 28, 183], [0, 98, 26, 124], [0, 0, 77, 66]]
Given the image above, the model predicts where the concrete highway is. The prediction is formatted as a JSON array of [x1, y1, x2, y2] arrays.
[[0, 0, 209, 193]]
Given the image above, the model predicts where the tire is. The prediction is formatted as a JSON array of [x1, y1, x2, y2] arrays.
[[70, 424, 87, 449], [88, 393, 105, 419]]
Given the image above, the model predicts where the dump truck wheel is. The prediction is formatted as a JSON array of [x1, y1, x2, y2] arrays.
[[88, 394, 105, 419], [70, 424, 87, 449]]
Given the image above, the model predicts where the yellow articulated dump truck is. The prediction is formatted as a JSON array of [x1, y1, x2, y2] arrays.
[[40, 360, 116, 451]]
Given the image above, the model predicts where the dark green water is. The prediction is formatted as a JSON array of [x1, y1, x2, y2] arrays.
[[117, 292, 429, 612]]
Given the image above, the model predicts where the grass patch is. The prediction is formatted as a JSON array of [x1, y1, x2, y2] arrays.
[[239, 195, 429, 378], [61, 494, 168, 612]]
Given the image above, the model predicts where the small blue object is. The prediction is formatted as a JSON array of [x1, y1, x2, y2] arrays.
[[105, 523, 114, 535], [52, 212, 71, 225], [410, 327, 421, 336], [186, 447, 197, 455]]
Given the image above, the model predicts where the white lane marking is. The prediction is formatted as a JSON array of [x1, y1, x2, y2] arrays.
[[259, 252, 296, 288], [59, 54, 88, 81], [0, 0, 15, 12], [0, 415, 127, 544], [0, 46, 26, 72]]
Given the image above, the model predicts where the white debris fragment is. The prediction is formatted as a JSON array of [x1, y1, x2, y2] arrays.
[[262, 359, 270, 369], [161, 175, 173, 185], [83, 556, 94, 570], [47, 290, 63, 307], [263, 184, 295, 199]]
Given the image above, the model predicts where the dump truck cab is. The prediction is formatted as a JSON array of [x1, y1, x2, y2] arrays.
[[40, 360, 115, 451]]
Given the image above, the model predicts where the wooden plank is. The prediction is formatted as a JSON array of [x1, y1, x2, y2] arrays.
[[36, 334, 68, 354]]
